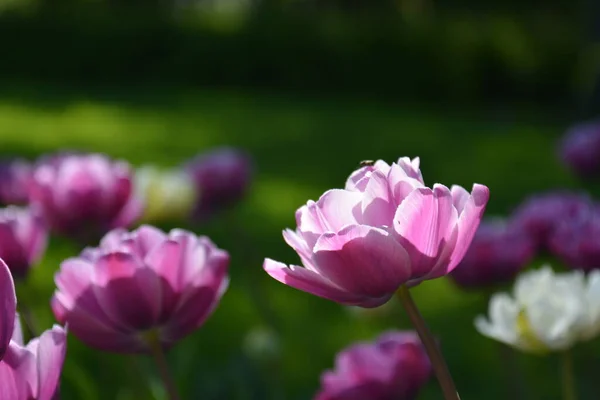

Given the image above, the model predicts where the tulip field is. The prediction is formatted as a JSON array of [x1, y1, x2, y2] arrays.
[[1, 85, 599, 400]]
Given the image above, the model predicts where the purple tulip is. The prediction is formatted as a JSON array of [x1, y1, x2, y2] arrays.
[[509, 192, 591, 250], [449, 219, 536, 289], [28, 153, 142, 241], [51, 225, 230, 353], [0, 207, 47, 279], [0, 159, 32, 206], [264, 157, 489, 308], [548, 205, 600, 271], [558, 121, 600, 178], [315, 331, 431, 400], [0, 323, 67, 400], [185, 147, 252, 219], [0, 259, 16, 360]]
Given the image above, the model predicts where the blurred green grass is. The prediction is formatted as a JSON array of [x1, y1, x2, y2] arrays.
[[0, 85, 595, 399]]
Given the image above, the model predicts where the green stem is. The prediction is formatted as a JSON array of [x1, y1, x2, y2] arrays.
[[148, 334, 180, 400], [562, 350, 577, 400], [396, 285, 460, 400]]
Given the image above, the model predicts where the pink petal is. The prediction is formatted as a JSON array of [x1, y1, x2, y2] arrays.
[[450, 185, 470, 213], [314, 190, 362, 232], [396, 156, 424, 183], [264, 259, 384, 307], [360, 170, 395, 227], [345, 160, 391, 192], [312, 225, 411, 299], [144, 239, 184, 320], [388, 163, 424, 206], [392, 186, 457, 279], [0, 259, 16, 360], [11, 313, 23, 345], [282, 229, 314, 267], [0, 343, 36, 399], [447, 184, 490, 271], [93, 252, 161, 330], [35, 325, 67, 400]]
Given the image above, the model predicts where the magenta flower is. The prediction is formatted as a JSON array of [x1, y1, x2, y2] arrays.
[[558, 121, 600, 178], [264, 157, 489, 307], [28, 153, 142, 241], [51, 225, 230, 353], [185, 147, 252, 219], [0, 207, 47, 279], [449, 219, 536, 289], [0, 159, 32, 206], [0, 259, 16, 360], [315, 331, 431, 400], [548, 205, 600, 272], [509, 192, 590, 250], [0, 322, 67, 400]]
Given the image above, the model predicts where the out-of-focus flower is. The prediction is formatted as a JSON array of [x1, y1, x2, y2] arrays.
[[549, 205, 600, 272], [509, 192, 590, 250], [0, 159, 32, 206], [51, 225, 229, 353], [449, 218, 535, 289], [0, 259, 16, 360], [184, 147, 252, 220], [475, 266, 600, 353], [558, 121, 600, 178], [0, 207, 47, 279], [28, 153, 142, 241], [0, 321, 67, 400], [0, 259, 67, 400], [134, 165, 197, 224], [315, 331, 431, 400], [264, 157, 489, 308]]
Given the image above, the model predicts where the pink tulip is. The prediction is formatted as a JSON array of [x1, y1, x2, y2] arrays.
[[264, 157, 489, 307], [315, 331, 431, 400], [0, 207, 47, 279], [0, 259, 16, 360], [0, 159, 32, 206], [51, 225, 230, 353], [0, 322, 67, 400], [28, 153, 142, 241]]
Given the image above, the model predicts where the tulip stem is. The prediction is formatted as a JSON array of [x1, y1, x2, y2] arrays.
[[396, 285, 460, 400], [561, 350, 577, 400], [148, 335, 180, 400]]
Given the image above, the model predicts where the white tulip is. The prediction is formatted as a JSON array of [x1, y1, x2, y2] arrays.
[[134, 165, 197, 223], [475, 266, 600, 353]]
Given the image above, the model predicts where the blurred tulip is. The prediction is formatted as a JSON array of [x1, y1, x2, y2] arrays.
[[184, 147, 252, 220], [134, 165, 197, 224], [509, 192, 590, 250], [28, 153, 142, 241], [51, 225, 229, 353], [548, 204, 600, 272], [0, 207, 47, 279], [0, 259, 16, 360], [0, 322, 67, 400], [315, 331, 431, 400], [449, 218, 535, 289], [0, 159, 32, 206], [475, 266, 600, 353], [264, 157, 489, 308], [558, 121, 600, 178]]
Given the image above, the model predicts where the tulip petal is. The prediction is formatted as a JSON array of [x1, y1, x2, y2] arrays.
[[264, 259, 386, 307], [35, 325, 67, 400], [0, 259, 16, 360], [0, 343, 36, 399], [474, 293, 519, 346], [360, 171, 395, 227], [311, 225, 411, 299]]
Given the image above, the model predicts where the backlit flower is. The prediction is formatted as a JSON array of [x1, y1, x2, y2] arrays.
[[558, 121, 600, 178], [0, 159, 32, 206]]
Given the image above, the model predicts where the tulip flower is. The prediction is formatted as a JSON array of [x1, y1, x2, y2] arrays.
[[0, 259, 16, 360], [184, 147, 252, 220], [549, 205, 600, 272], [509, 192, 590, 250], [0, 159, 32, 206], [28, 153, 142, 241], [475, 266, 600, 353], [134, 165, 197, 224], [264, 157, 489, 308], [0, 258, 67, 400], [558, 120, 600, 178], [0, 207, 47, 279], [449, 219, 535, 289], [51, 225, 229, 353], [315, 331, 431, 400]]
